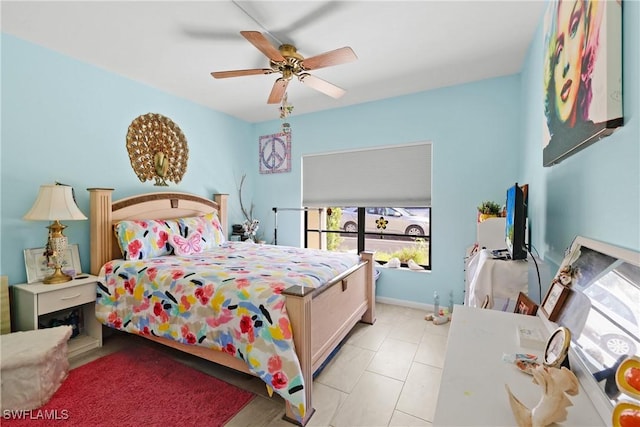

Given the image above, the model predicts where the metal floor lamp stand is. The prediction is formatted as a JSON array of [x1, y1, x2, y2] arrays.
[[272, 207, 324, 245]]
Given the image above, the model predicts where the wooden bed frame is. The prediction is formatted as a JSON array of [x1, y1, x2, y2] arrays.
[[87, 189, 376, 425]]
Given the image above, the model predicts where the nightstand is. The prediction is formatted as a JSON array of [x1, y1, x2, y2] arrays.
[[12, 274, 103, 358]]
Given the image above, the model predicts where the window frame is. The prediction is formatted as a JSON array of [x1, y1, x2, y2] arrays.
[[304, 206, 432, 270]]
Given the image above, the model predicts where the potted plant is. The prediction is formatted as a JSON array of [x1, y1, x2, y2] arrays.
[[477, 201, 503, 222]]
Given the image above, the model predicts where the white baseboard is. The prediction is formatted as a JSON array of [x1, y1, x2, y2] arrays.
[[375, 296, 433, 312]]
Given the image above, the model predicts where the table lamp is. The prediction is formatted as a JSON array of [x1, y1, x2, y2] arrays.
[[23, 184, 87, 284]]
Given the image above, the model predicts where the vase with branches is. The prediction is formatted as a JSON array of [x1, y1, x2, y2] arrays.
[[238, 174, 260, 241]]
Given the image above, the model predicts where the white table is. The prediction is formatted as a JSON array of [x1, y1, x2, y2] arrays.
[[434, 305, 605, 426]]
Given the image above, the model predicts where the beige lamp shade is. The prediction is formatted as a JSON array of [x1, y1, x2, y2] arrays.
[[23, 184, 86, 284], [23, 184, 87, 221]]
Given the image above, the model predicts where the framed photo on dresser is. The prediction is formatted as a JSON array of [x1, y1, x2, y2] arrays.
[[541, 281, 569, 322], [514, 292, 538, 316]]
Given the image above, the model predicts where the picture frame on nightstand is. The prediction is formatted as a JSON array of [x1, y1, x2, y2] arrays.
[[24, 244, 81, 283]]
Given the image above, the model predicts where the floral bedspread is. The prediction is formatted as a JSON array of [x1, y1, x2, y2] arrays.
[[96, 241, 361, 422]]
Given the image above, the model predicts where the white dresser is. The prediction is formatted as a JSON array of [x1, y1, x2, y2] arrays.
[[434, 305, 606, 426]]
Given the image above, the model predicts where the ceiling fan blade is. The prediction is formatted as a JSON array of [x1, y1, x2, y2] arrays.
[[299, 74, 345, 99], [278, 2, 345, 36], [211, 69, 273, 79], [301, 47, 357, 71], [240, 31, 285, 63], [267, 78, 289, 104], [181, 28, 238, 41]]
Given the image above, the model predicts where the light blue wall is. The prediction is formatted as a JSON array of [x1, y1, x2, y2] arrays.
[[2, 1, 638, 310], [519, 0, 639, 273], [1, 34, 252, 284], [250, 77, 523, 306], [248, 0, 639, 306]]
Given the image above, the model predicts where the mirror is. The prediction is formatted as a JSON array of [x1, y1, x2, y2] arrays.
[[549, 237, 640, 415], [544, 326, 571, 368]]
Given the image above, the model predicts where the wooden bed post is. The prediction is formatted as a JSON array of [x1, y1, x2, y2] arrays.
[[87, 188, 114, 276], [213, 193, 228, 238], [360, 251, 376, 324], [283, 291, 315, 426]]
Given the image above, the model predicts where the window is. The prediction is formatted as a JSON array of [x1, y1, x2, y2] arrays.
[[301, 142, 432, 269], [305, 206, 431, 269]]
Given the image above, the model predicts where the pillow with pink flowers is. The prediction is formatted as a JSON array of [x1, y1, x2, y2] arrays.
[[114, 219, 178, 260], [114, 212, 225, 260], [174, 212, 225, 251]]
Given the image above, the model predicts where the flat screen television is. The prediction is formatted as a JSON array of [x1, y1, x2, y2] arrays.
[[505, 183, 528, 260]]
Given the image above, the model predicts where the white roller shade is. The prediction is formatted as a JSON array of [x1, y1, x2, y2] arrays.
[[302, 142, 432, 207]]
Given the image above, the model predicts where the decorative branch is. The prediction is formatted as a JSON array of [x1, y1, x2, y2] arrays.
[[238, 174, 254, 222]]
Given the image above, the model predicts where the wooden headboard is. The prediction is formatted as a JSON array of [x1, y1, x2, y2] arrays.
[[87, 189, 228, 275]]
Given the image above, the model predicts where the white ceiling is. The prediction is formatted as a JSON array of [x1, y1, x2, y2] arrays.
[[1, 1, 546, 123]]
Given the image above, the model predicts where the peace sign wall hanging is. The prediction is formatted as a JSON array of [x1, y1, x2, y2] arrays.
[[259, 132, 291, 174]]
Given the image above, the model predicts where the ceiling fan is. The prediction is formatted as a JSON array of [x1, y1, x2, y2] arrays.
[[211, 31, 357, 104]]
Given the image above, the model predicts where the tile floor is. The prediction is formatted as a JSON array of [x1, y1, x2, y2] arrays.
[[70, 303, 449, 426]]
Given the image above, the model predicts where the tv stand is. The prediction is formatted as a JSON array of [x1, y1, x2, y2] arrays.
[[464, 248, 529, 311]]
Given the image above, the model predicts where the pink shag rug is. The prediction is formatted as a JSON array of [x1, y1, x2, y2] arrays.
[[3, 346, 254, 426]]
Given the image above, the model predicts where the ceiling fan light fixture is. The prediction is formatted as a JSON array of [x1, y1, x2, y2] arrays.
[[278, 44, 303, 62], [211, 31, 356, 104], [281, 67, 294, 81]]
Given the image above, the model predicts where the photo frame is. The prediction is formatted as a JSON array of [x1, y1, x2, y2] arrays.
[[259, 132, 291, 174], [24, 244, 81, 283], [541, 281, 570, 322], [514, 292, 538, 316]]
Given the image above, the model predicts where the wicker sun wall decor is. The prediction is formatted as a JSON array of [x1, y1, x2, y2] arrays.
[[126, 113, 189, 186]]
